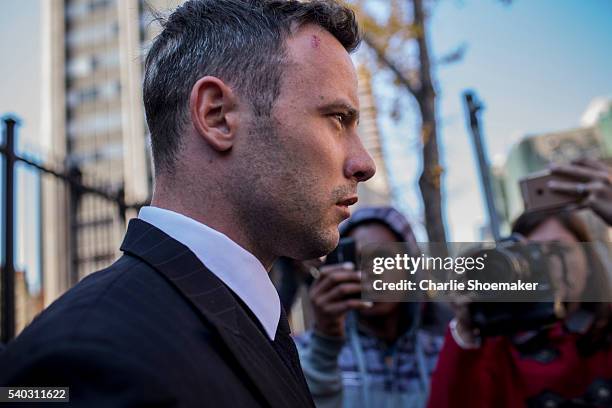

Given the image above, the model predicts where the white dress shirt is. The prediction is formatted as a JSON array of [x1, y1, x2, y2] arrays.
[[138, 206, 280, 340]]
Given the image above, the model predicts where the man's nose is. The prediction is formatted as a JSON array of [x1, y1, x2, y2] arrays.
[[344, 137, 376, 183]]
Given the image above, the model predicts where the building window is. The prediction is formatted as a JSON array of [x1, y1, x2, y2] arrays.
[[66, 0, 115, 21], [66, 21, 119, 49], [66, 48, 120, 79], [68, 110, 123, 138], [68, 141, 125, 166], [67, 80, 120, 108], [89, 0, 113, 13]]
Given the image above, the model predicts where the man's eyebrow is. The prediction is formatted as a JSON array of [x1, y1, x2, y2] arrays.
[[318, 101, 360, 122]]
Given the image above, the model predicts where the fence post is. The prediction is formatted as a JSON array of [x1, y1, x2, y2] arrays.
[[1, 116, 18, 343], [68, 166, 82, 286]]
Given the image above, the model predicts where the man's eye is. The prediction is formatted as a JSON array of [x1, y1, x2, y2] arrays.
[[331, 113, 346, 125]]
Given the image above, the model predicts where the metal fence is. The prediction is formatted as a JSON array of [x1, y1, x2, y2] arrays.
[[0, 115, 148, 343]]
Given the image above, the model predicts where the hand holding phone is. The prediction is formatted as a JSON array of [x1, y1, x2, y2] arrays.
[[548, 158, 612, 226], [520, 171, 583, 212], [309, 238, 370, 337]]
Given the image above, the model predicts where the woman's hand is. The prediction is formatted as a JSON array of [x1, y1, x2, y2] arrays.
[[451, 296, 481, 346], [548, 158, 612, 226]]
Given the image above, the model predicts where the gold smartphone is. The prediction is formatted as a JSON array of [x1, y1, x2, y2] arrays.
[[520, 171, 582, 212]]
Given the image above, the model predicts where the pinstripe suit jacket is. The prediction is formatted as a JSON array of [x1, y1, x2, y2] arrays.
[[0, 219, 314, 407]]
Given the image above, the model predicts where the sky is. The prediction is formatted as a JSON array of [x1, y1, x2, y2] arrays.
[[371, 0, 612, 241], [0, 0, 41, 149], [0, 0, 42, 291], [0, 0, 611, 283]]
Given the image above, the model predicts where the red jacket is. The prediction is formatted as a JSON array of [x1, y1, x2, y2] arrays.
[[427, 323, 612, 407]]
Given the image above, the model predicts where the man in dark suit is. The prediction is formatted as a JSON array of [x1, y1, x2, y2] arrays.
[[0, 0, 375, 406]]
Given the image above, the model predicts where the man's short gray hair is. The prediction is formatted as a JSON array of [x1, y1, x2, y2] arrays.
[[143, 0, 361, 175]]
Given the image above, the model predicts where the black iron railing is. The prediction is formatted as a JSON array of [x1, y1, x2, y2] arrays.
[[0, 115, 148, 343]]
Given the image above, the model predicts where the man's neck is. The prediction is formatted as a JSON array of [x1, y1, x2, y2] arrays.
[[150, 196, 276, 271]]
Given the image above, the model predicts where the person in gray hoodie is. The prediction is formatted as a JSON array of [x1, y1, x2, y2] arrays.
[[295, 206, 447, 408]]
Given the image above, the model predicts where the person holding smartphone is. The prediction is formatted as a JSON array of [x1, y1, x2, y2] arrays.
[[295, 206, 447, 408], [427, 159, 612, 408]]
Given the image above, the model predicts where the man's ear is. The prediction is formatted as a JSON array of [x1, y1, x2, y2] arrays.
[[189, 76, 238, 152]]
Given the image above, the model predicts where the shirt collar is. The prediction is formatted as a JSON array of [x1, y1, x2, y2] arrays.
[[138, 206, 280, 340]]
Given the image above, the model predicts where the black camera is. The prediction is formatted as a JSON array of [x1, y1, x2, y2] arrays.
[[463, 237, 568, 336]]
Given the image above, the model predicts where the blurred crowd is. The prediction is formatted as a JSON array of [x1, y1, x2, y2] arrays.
[[278, 158, 612, 408]]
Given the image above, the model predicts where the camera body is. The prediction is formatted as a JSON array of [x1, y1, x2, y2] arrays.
[[465, 237, 562, 336]]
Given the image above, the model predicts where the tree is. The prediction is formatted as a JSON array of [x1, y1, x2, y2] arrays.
[[350, 0, 453, 247], [349, 0, 510, 248]]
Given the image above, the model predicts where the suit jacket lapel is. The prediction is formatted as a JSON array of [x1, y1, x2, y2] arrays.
[[120, 219, 313, 408]]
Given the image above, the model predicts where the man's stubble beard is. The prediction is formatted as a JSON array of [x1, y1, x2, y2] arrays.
[[227, 115, 340, 261]]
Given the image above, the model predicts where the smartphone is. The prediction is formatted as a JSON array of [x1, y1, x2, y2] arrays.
[[520, 171, 582, 212], [324, 237, 357, 266], [324, 238, 360, 299]]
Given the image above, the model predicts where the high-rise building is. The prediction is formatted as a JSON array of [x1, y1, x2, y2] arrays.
[[65, 0, 150, 276], [40, 0, 157, 307]]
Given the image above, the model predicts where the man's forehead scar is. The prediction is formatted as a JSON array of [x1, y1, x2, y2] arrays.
[[311, 35, 321, 48]]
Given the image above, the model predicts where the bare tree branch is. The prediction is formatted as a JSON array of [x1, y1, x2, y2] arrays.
[[362, 33, 420, 97]]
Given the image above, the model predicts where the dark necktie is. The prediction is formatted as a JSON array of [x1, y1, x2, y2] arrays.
[[228, 293, 314, 406], [274, 307, 303, 377], [272, 306, 315, 407]]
